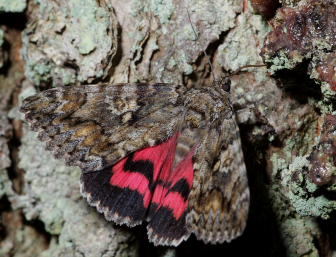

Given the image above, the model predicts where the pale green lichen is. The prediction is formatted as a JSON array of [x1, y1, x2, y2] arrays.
[[280, 218, 320, 257], [0, 115, 13, 199], [314, 98, 334, 115], [53, 67, 76, 86], [129, 0, 243, 82], [309, 55, 336, 104], [283, 119, 318, 159], [327, 183, 336, 192], [176, 50, 194, 75], [269, 151, 326, 256], [68, 0, 110, 55], [131, 0, 174, 35], [321, 83, 336, 100], [27, 61, 76, 87], [149, 0, 174, 25], [0, 0, 26, 12], [270, 153, 288, 177], [26, 62, 52, 86], [191, 0, 239, 32], [289, 156, 310, 173], [22, 0, 117, 86], [0, 169, 13, 199], [287, 158, 336, 219], [305, 179, 318, 194], [267, 50, 304, 73], [266, 82, 336, 228], [271, 150, 336, 220], [312, 38, 333, 52], [218, 13, 270, 71], [292, 195, 336, 219]]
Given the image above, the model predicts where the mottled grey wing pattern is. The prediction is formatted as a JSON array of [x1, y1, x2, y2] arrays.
[[21, 83, 185, 172], [183, 87, 250, 243]]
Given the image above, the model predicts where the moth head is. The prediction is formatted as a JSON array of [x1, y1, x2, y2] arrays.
[[215, 76, 231, 93], [213, 64, 267, 97], [211, 76, 231, 99]]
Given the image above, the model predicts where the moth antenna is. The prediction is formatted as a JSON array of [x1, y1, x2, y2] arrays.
[[230, 64, 267, 76], [186, 9, 217, 83]]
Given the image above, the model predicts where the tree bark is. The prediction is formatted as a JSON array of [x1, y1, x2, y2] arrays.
[[1, 0, 335, 256]]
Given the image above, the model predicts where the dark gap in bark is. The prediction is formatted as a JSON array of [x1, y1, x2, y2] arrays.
[[135, 224, 167, 256], [0, 12, 27, 30], [274, 61, 322, 104], [108, 24, 123, 79], [239, 123, 287, 257], [0, 196, 12, 240], [7, 120, 23, 195], [312, 186, 336, 201], [0, 39, 11, 76], [23, 218, 52, 248], [317, 217, 336, 256]]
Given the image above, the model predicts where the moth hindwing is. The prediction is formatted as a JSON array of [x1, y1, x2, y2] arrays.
[[20, 82, 249, 246]]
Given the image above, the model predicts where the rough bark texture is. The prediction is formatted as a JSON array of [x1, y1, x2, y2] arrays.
[[0, 0, 336, 257]]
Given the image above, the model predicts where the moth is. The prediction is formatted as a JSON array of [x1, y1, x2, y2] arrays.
[[20, 81, 250, 246]]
